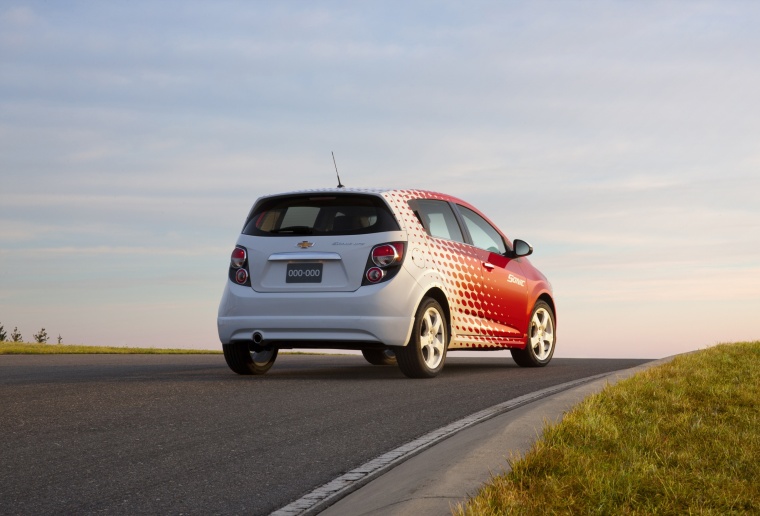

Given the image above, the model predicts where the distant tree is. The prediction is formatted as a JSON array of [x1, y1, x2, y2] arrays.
[[11, 327, 23, 342], [58, 334, 63, 344], [0, 323, 6, 342], [33, 328, 49, 344]]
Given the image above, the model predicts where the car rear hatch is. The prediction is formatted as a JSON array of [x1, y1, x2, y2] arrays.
[[238, 192, 406, 293]]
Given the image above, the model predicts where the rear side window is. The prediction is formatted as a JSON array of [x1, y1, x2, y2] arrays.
[[243, 194, 401, 236], [408, 199, 465, 243]]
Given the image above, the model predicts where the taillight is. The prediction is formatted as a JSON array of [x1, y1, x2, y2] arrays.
[[235, 268, 249, 284], [229, 246, 251, 286], [231, 247, 247, 269], [365, 267, 386, 283], [363, 242, 406, 285], [371, 243, 402, 267]]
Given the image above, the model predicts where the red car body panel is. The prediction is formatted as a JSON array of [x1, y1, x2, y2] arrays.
[[381, 189, 554, 351]]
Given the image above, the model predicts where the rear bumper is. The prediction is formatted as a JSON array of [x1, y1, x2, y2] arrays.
[[217, 272, 422, 347]]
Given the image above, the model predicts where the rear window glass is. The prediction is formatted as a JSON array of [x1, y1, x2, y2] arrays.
[[243, 194, 401, 236]]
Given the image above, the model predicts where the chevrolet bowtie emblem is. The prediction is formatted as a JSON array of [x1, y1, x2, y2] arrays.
[[297, 241, 314, 249]]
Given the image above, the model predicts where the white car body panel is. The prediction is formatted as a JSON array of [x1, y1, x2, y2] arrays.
[[218, 264, 423, 347], [243, 231, 407, 293]]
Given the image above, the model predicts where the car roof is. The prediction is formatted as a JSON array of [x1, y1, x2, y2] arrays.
[[254, 187, 486, 219], [251, 187, 509, 244], [258, 187, 392, 198], [257, 187, 467, 205]]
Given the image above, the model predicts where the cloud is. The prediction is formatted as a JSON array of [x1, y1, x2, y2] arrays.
[[1, 6, 37, 25], [2, 1, 759, 355]]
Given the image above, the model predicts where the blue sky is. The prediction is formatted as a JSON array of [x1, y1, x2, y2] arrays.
[[1, 1, 759, 358]]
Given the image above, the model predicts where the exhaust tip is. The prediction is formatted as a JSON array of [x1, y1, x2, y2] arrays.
[[252, 331, 264, 344]]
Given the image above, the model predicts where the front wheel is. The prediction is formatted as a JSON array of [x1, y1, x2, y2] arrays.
[[223, 343, 278, 375], [396, 298, 448, 378], [511, 301, 556, 367]]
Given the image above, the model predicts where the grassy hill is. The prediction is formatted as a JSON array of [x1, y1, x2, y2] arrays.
[[456, 341, 760, 514]]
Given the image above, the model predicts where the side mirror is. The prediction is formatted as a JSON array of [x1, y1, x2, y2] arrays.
[[512, 239, 533, 258]]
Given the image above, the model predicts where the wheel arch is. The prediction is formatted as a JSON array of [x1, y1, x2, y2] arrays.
[[537, 293, 556, 324], [422, 286, 451, 342]]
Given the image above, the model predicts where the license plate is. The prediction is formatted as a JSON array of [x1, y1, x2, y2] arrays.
[[286, 263, 323, 283]]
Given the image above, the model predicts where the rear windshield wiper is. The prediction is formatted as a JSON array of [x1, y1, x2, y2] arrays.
[[270, 226, 314, 235]]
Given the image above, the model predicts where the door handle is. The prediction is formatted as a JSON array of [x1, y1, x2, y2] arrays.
[[482, 262, 495, 270]]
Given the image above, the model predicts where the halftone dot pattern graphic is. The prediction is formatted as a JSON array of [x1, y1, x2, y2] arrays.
[[383, 190, 527, 350]]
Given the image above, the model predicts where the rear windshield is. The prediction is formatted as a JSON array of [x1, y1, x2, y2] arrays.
[[242, 194, 401, 236]]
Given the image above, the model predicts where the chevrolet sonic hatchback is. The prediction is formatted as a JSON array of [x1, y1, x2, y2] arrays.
[[217, 188, 556, 378]]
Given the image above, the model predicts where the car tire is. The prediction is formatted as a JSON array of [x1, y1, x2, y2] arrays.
[[511, 301, 556, 367], [361, 349, 397, 366], [223, 343, 278, 375], [396, 298, 448, 378]]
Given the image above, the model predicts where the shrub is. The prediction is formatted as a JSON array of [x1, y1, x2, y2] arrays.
[[33, 328, 49, 344]]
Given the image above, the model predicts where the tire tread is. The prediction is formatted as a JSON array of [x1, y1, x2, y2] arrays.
[[223, 343, 278, 375], [510, 301, 555, 368], [396, 298, 448, 378]]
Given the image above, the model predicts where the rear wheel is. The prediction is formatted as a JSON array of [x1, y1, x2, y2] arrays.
[[511, 301, 555, 367], [362, 348, 397, 366], [396, 298, 448, 378], [223, 343, 278, 375]]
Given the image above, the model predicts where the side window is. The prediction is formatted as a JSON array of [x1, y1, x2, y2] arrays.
[[408, 199, 465, 243], [458, 205, 507, 254]]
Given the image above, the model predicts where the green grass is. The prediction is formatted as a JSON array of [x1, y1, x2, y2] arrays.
[[0, 342, 221, 354], [456, 341, 760, 515]]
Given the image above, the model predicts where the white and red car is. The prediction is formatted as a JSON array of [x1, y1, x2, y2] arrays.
[[217, 188, 556, 378]]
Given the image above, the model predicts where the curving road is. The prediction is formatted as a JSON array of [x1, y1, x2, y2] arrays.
[[0, 354, 649, 515]]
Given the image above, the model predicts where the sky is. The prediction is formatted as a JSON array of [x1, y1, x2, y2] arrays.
[[1, 1, 759, 359]]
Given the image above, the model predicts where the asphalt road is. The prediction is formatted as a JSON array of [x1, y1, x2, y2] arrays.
[[0, 354, 649, 515]]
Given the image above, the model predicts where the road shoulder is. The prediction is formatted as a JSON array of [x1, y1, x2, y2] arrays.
[[322, 357, 674, 516]]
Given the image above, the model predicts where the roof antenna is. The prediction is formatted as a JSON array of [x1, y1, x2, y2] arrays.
[[332, 151, 345, 188]]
